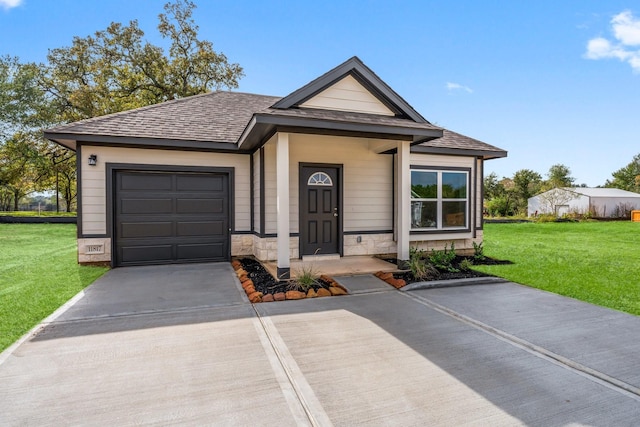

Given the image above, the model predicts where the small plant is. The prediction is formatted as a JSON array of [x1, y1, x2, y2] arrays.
[[288, 265, 319, 292], [459, 258, 474, 271], [472, 241, 486, 262], [407, 247, 438, 280], [429, 243, 459, 272]]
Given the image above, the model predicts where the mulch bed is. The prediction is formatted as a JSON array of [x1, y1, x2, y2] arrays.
[[231, 257, 348, 303], [232, 255, 511, 302], [377, 256, 511, 287]]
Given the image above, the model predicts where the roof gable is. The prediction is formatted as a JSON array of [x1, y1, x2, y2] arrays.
[[271, 56, 428, 123], [299, 74, 395, 116]]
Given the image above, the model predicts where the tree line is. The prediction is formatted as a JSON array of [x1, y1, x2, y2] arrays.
[[484, 157, 640, 217], [0, 0, 243, 212]]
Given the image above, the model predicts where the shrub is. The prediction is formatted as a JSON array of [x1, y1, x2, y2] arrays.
[[472, 241, 486, 261], [486, 196, 515, 217], [288, 265, 319, 292], [460, 258, 474, 271], [407, 247, 438, 280], [429, 243, 459, 272]]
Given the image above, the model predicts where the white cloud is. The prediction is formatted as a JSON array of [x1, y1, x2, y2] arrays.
[[585, 10, 640, 72], [446, 82, 473, 93], [0, 0, 22, 10], [612, 10, 640, 45]]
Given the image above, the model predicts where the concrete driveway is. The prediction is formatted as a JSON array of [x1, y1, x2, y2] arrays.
[[1, 265, 639, 426]]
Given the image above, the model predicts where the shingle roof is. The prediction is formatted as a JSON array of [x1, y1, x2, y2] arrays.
[[414, 129, 507, 159], [47, 91, 280, 143], [45, 89, 506, 159]]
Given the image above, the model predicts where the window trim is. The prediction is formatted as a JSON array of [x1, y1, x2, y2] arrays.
[[410, 166, 471, 234]]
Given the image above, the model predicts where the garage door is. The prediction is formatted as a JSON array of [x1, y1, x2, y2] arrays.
[[114, 170, 230, 267]]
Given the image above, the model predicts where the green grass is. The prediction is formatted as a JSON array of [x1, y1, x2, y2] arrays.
[[474, 222, 640, 315], [0, 224, 108, 351], [0, 211, 77, 217]]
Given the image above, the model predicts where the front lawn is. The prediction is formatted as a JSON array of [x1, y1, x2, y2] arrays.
[[474, 222, 640, 316], [0, 224, 108, 351]]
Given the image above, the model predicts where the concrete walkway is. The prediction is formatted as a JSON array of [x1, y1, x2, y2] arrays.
[[1, 266, 640, 425]]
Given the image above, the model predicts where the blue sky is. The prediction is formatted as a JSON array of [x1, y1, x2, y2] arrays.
[[1, 0, 639, 187]]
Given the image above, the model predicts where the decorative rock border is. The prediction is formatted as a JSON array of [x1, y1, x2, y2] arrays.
[[374, 271, 406, 289], [231, 259, 348, 303]]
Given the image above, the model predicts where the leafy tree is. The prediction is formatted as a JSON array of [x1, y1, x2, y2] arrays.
[[485, 195, 516, 217], [605, 153, 640, 193], [511, 169, 542, 213], [483, 172, 506, 200], [544, 163, 575, 189], [1, 0, 243, 211], [1, 57, 43, 137], [38, 0, 243, 122], [0, 132, 51, 210]]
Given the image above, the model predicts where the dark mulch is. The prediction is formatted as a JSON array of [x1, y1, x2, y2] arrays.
[[238, 256, 513, 290], [237, 257, 333, 294], [380, 256, 512, 285]]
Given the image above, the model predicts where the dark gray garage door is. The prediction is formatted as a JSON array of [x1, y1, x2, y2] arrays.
[[114, 170, 230, 267]]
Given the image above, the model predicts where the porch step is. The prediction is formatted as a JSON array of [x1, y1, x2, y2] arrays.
[[301, 254, 341, 262]]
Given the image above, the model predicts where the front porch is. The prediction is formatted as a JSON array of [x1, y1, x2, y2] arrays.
[[263, 255, 398, 280], [265, 132, 413, 279]]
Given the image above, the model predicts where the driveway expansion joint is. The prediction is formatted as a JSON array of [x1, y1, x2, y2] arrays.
[[49, 301, 249, 325], [250, 305, 333, 427], [401, 290, 640, 402]]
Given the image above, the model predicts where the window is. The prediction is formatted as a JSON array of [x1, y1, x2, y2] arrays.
[[307, 172, 333, 186], [411, 169, 468, 230]]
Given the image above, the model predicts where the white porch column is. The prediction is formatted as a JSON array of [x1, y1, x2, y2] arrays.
[[396, 140, 411, 261], [276, 132, 290, 280]]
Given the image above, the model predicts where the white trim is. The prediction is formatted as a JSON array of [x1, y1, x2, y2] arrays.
[[396, 141, 411, 260], [276, 133, 290, 273]]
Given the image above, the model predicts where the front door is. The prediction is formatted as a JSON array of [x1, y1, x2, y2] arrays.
[[300, 164, 341, 256]]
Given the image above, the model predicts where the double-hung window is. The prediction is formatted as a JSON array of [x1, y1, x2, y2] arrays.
[[411, 168, 469, 231]]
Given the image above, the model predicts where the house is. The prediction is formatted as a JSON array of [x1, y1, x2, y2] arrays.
[[528, 187, 640, 218], [44, 57, 507, 278]]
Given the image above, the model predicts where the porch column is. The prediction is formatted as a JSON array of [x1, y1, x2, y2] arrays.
[[276, 132, 290, 280], [396, 140, 411, 261]]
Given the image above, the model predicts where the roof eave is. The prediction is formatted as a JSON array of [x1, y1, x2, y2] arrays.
[[44, 131, 239, 152], [236, 113, 443, 152], [410, 144, 508, 160], [256, 114, 441, 138]]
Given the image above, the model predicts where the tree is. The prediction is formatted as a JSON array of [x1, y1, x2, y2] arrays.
[[511, 169, 542, 214], [38, 0, 244, 122], [605, 153, 640, 193], [545, 163, 575, 189], [0, 56, 51, 138], [483, 172, 505, 200], [1, 1, 243, 211], [0, 132, 50, 210]]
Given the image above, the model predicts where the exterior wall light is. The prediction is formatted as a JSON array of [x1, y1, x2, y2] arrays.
[[88, 154, 97, 166]]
